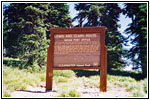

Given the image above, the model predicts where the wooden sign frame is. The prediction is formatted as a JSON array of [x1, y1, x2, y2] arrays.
[[46, 27, 107, 92]]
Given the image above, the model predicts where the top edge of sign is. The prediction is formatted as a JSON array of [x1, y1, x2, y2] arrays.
[[49, 26, 107, 34]]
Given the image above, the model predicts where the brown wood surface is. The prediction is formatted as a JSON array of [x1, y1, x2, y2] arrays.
[[46, 32, 54, 91], [100, 29, 107, 92], [100, 45, 107, 92], [53, 67, 102, 70], [53, 33, 100, 68], [50, 27, 106, 34], [46, 27, 107, 92]]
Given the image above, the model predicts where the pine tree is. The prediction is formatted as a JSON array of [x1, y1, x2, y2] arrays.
[[3, 3, 72, 68], [124, 3, 147, 77], [74, 3, 125, 71]]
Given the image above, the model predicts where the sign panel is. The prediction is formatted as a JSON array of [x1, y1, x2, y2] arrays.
[[46, 27, 107, 92], [53, 33, 100, 68]]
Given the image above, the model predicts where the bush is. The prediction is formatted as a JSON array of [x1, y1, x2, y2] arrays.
[[3, 57, 21, 67]]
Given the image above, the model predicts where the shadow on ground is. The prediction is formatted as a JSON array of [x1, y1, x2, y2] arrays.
[[3, 59, 23, 67], [73, 69, 145, 81], [16, 90, 46, 93], [16, 90, 56, 93], [73, 70, 99, 77]]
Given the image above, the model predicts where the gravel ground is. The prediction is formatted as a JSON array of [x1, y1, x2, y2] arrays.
[[11, 82, 133, 98]]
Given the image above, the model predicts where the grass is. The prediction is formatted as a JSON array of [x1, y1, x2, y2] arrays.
[[127, 78, 147, 97], [53, 70, 75, 78], [3, 65, 44, 97], [3, 57, 147, 97], [56, 77, 83, 97]]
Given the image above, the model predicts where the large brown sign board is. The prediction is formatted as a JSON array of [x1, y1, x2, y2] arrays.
[[46, 27, 107, 92], [54, 33, 100, 68]]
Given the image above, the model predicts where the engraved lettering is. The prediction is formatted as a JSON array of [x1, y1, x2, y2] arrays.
[[65, 34, 72, 38], [64, 39, 72, 42], [81, 38, 90, 41]]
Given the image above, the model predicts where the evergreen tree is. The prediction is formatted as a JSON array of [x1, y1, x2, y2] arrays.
[[3, 3, 72, 68], [124, 3, 147, 77], [74, 3, 125, 71]]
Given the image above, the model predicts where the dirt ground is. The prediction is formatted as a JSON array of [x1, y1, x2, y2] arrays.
[[10, 82, 133, 98]]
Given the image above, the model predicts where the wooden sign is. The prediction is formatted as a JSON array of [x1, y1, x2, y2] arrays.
[[54, 33, 100, 68], [46, 27, 107, 92]]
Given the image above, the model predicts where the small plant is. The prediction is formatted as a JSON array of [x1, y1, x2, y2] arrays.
[[3, 92, 11, 97], [69, 89, 81, 97], [39, 73, 46, 81], [133, 91, 144, 97], [59, 89, 81, 97]]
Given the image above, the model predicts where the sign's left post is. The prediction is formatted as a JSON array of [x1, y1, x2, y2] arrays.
[[46, 31, 54, 91]]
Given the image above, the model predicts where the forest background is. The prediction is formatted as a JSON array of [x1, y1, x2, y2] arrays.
[[2, 2, 148, 97]]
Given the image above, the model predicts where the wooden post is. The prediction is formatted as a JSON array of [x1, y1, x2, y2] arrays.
[[46, 48, 53, 91], [100, 45, 107, 92], [46, 32, 54, 92], [100, 27, 107, 92]]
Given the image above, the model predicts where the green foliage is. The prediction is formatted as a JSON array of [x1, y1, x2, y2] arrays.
[[53, 76, 68, 83], [59, 89, 81, 97], [81, 76, 100, 88], [143, 78, 147, 93], [124, 3, 147, 77], [3, 57, 22, 66], [107, 74, 136, 88], [3, 65, 46, 97], [3, 92, 11, 97], [69, 89, 81, 97], [53, 70, 76, 78], [58, 86, 81, 97], [57, 77, 82, 97], [128, 84, 144, 97], [74, 3, 126, 71], [107, 74, 147, 97], [3, 3, 72, 68]]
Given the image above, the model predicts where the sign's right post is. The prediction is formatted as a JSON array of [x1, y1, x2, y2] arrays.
[[100, 28, 107, 92]]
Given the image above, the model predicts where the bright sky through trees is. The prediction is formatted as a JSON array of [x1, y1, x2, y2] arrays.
[[68, 3, 132, 41], [68, 3, 132, 49], [68, 3, 135, 71]]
